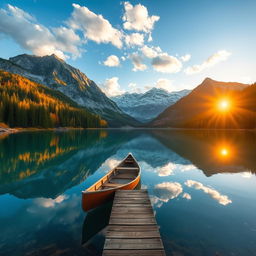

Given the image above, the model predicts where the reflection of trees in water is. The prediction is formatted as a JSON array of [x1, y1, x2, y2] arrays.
[[152, 130, 256, 176], [0, 130, 134, 198]]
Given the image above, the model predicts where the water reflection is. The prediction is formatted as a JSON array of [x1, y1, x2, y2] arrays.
[[152, 130, 256, 176], [0, 130, 134, 198], [0, 129, 256, 256]]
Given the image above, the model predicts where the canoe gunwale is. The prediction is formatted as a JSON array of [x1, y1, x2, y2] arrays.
[[82, 153, 140, 195]]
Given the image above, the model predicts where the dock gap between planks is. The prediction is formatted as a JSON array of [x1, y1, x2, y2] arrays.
[[103, 189, 166, 256]]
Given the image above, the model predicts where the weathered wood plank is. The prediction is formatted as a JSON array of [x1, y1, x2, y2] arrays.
[[103, 250, 165, 256], [106, 230, 160, 239], [110, 213, 155, 219], [104, 238, 164, 250], [111, 208, 153, 214], [107, 225, 159, 232], [109, 218, 156, 225], [103, 190, 165, 256]]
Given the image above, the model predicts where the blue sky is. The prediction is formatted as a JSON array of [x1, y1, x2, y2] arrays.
[[0, 0, 255, 96]]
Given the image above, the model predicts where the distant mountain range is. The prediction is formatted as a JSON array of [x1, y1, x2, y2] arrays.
[[152, 78, 255, 128], [111, 88, 190, 123], [1, 53, 256, 129], [0, 54, 139, 127]]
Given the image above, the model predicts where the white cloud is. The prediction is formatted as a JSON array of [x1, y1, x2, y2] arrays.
[[185, 180, 232, 205], [128, 82, 142, 93], [104, 158, 120, 169], [68, 3, 123, 48], [122, 2, 160, 33], [141, 45, 162, 58], [35, 195, 68, 208], [180, 54, 191, 62], [101, 77, 125, 97], [103, 55, 120, 67], [125, 32, 144, 46], [155, 78, 173, 92], [155, 163, 175, 176], [130, 53, 147, 71], [0, 5, 82, 59], [184, 50, 231, 75], [182, 193, 192, 200], [152, 182, 183, 207], [241, 172, 253, 178], [152, 53, 182, 73]]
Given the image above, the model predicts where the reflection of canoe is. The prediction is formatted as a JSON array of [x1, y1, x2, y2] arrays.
[[82, 153, 141, 212], [82, 200, 113, 245]]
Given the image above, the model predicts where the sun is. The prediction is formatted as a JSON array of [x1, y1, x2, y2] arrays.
[[217, 99, 231, 112], [220, 148, 229, 156]]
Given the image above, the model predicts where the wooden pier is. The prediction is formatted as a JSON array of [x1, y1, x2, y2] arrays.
[[103, 189, 165, 256]]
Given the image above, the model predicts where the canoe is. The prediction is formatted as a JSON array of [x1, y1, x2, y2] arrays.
[[82, 153, 141, 211]]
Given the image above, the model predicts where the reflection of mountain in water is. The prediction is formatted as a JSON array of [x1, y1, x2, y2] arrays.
[[152, 130, 256, 176], [117, 132, 190, 168], [0, 130, 134, 198]]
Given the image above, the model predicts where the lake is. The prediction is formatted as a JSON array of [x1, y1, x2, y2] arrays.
[[0, 129, 256, 256]]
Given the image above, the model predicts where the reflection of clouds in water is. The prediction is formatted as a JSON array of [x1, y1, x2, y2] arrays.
[[34, 195, 68, 208], [151, 182, 183, 208], [178, 164, 197, 172], [241, 172, 253, 179], [27, 194, 82, 225], [185, 180, 232, 206], [101, 158, 120, 172], [140, 161, 197, 177], [182, 193, 191, 200], [156, 163, 175, 177]]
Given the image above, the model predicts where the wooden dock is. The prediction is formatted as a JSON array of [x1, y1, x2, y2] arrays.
[[103, 189, 166, 256]]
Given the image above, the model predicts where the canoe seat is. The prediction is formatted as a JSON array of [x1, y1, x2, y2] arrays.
[[113, 173, 136, 179], [102, 183, 121, 188], [116, 167, 138, 170]]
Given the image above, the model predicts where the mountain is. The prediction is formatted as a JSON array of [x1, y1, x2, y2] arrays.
[[0, 54, 139, 127], [0, 70, 105, 128], [152, 78, 250, 128], [111, 88, 190, 123]]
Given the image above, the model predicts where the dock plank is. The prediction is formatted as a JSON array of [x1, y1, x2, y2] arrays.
[[103, 190, 165, 256], [103, 250, 165, 256]]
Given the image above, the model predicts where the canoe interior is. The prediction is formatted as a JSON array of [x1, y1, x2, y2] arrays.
[[86, 154, 140, 192]]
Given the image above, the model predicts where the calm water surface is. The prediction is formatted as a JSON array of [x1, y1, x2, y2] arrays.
[[0, 130, 256, 256]]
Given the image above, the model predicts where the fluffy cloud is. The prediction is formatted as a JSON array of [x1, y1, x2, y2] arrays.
[[155, 163, 175, 176], [152, 182, 183, 207], [141, 45, 162, 58], [101, 77, 125, 97], [122, 2, 160, 33], [130, 53, 147, 71], [185, 180, 232, 205], [34, 195, 68, 208], [125, 32, 144, 46], [0, 5, 82, 59], [184, 50, 231, 75], [152, 53, 182, 73], [180, 54, 191, 62], [104, 158, 121, 169], [182, 193, 192, 200], [103, 55, 120, 67], [128, 82, 142, 93], [241, 172, 253, 178], [68, 3, 123, 48], [155, 78, 173, 92]]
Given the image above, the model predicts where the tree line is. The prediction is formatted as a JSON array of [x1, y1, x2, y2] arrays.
[[0, 71, 107, 128]]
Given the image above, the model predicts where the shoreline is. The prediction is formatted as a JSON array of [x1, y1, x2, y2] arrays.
[[0, 126, 256, 136]]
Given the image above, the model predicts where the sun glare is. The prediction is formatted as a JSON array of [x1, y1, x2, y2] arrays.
[[220, 148, 228, 156], [217, 99, 231, 112]]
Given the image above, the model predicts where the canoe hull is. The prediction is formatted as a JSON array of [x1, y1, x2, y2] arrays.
[[82, 173, 140, 212]]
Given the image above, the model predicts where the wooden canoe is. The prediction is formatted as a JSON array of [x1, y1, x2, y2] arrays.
[[82, 153, 141, 212]]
